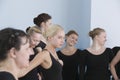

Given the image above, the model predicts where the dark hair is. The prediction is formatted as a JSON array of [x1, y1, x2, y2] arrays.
[[33, 13, 51, 27], [66, 30, 78, 36], [26, 26, 31, 33], [89, 27, 105, 39], [0, 28, 28, 61]]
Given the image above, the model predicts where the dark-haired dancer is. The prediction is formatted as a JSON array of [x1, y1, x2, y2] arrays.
[[20, 13, 52, 80], [33, 13, 52, 34], [0, 28, 33, 80]]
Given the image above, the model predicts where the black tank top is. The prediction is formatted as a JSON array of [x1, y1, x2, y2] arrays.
[[40, 53, 63, 80], [0, 71, 16, 80]]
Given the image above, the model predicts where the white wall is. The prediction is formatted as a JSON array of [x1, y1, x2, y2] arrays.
[[63, 0, 91, 49], [2, 0, 119, 49], [91, 0, 120, 48], [0, 0, 68, 30], [0, 0, 91, 49]]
